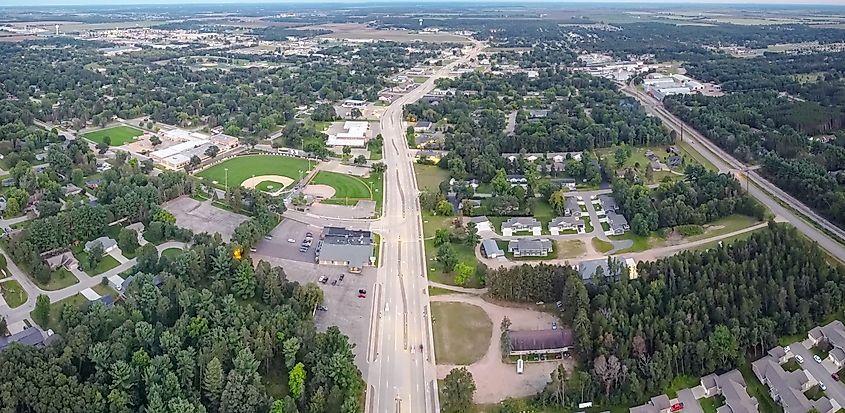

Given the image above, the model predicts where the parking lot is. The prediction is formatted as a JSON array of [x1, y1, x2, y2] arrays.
[[163, 196, 248, 242], [254, 219, 320, 264], [251, 219, 377, 371]]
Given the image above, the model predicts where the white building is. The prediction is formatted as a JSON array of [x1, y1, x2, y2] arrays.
[[326, 121, 369, 147], [341, 99, 367, 108]]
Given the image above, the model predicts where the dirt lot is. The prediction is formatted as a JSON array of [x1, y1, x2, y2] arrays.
[[163, 197, 248, 242], [433, 293, 572, 404]]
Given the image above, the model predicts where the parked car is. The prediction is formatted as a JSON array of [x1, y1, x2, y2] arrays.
[[318, 276, 328, 284], [287, 238, 296, 243], [820, 382, 827, 391], [796, 355, 805, 363], [265, 235, 273, 240], [670, 403, 684, 412], [814, 355, 823, 363], [316, 305, 328, 312], [358, 289, 367, 298], [305, 232, 313, 238], [249, 247, 257, 252], [339, 274, 345, 281], [552, 322, 557, 330], [833, 373, 841, 381]]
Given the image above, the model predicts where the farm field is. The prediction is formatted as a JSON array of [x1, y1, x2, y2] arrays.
[[198, 155, 313, 188], [83, 126, 143, 146]]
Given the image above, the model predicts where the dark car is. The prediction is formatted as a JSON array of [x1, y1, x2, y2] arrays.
[[357, 289, 367, 298], [833, 373, 841, 381]]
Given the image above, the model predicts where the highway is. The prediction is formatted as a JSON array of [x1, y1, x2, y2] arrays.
[[366, 43, 484, 413], [622, 85, 845, 261]]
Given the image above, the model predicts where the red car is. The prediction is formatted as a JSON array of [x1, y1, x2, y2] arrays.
[[833, 373, 841, 382], [670, 403, 684, 412]]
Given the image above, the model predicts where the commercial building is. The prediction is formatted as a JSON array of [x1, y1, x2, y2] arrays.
[[326, 121, 369, 147], [508, 329, 573, 357], [316, 227, 375, 273], [341, 99, 367, 108], [150, 128, 240, 170]]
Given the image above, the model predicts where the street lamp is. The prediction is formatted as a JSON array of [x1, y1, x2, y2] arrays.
[[224, 167, 228, 192]]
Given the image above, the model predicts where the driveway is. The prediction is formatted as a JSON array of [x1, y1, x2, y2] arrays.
[[791, 342, 845, 406]]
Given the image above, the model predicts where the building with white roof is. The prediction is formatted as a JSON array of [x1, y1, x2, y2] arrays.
[[326, 121, 370, 147]]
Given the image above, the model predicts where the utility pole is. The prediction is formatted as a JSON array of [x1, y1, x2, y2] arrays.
[[225, 167, 228, 192]]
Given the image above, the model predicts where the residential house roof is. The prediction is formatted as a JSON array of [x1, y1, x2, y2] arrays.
[[84, 236, 117, 252], [507, 238, 553, 254], [549, 216, 582, 228], [509, 329, 573, 353], [0, 328, 46, 351], [607, 212, 629, 232], [469, 216, 490, 224], [481, 239, 504, 257], [752, 356, 825, 413], [578, 257, 630, 281], [716, 370, 758, 413], [598, 195, 618, 211], [502, 217, 540, 230]]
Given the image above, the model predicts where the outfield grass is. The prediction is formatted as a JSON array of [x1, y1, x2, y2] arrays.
[[0, 280, 27, 308], [414, 164, 449, 192], [432, 301, 492, 365], [198, 155, 313, 187], [83, 126, 143, 146], [311, 171, 372, 199]]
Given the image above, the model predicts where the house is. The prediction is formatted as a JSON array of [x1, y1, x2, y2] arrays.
[[415, 150, 445, 164], [481, 239, 505, 259], [630, 394, 671, 413], [462, 199, 481, 210], [598, 195, 618, 213], [0, 328, 54, 352], [668, 146, 681, 156], [341, 99, 367, 108], [667, 155, 683, 168], [549, 216, 584, 235], [607, 212, 630, 235], [501, 217, 541, 236], [108, 274, 125, 291], [564, 197, 581, 217], [1, 178, 15, 187], [0, 196, 6, 212], [508, 329, 573, 356], [752, 355, 839, 413], [578, 257, 633, 282], [507, 238, 553, 257], [550, 178, 576, 191], [63, 184, 82, 197], [413, 121, 433, 133], [808, 320, 845, 368], [649, 159, 662, 172], [506, 174, 528, 188], [527, 109, 550, 119], [700, 370, 759, 413], [469, 216, 492, 232], [415, 133, 444, 149], [85, 236, 117, 253], [44, 251, 79, 271], [85, 178, 102, 189], [86, 295, 115, 309], [316, 227, 374, 273], [767, 346, 790, 364]]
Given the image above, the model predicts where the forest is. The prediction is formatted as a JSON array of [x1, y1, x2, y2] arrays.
[[0, 237, 363, 413], [487, 223, 845, 408], [612, 165, 766, 235]]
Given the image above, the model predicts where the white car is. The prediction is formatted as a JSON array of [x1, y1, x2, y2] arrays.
[[287, 238, 296, 243], [796, 355, 805, 363], [820, 382, 827, 391], [814, 355, 823, 363]]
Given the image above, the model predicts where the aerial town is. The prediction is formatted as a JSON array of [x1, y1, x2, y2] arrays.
[[0, 2, 845, 413]]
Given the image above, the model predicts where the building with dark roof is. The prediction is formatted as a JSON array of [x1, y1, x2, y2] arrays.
[[317, 227, 375, 273], [0, 328, 52, 351], [508, 329, 573, 356], [507, 238, 553, 258]]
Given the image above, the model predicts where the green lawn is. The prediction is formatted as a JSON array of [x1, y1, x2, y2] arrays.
[[92, 283, 118, 298], [610, 232, 664, 254], [198, 155, 313, 188], [811, 345, 830, 360], [681, 215, 761, 242], [75, 251, 121, 276], [596, 145, 699, 184], [311, 171, 372, 199], [592, 237, 614, 253], [428, 286, 454, 296], [422, 213, 482, 288], [414, 164, 449, 192], [690, 227, 767, 253], [699, 396, 724, 413], [83, 126, 143, 146], [0, 280, 27, 308], [805, 384, 826, 401], [432, 301, 492, 365], [584, 216, 594, 233], [782, 359, 802, 372], [31, 293, 87, 332], [161, 248, 183, 259], [35, 268, 79, 291], [665, 375, 700, 398]]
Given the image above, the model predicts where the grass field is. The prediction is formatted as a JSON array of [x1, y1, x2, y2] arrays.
[[256, 180, 288, 193], [0, 280, 27, 308], [432, 301, 492, 365], [311, 171, 372, 199], [198, 155, 313, 188], [415, 164, 450, 192], [92, 283, 118, 298], [37, 267, 79, 291], [75, 251, 121, 276], [592, 238, 614, 253], [161, 248, 183, 259], [83, 126, 143, 146], [682, 215, 761, 242]]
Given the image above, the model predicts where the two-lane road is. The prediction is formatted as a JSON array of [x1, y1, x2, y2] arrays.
[[367, 42, 484, 413]]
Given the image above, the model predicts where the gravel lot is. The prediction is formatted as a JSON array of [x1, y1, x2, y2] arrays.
[[163, 197, 248, 242]]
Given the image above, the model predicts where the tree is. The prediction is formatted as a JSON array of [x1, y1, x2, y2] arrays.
[[96, 141, 109, 154], [440, 367, 475, 413], [546, 365, 568, 406], [549, 189, 567, 214], [433, 228, 451, 247], [435, 200, 453, 216], [500, 316, 512, 356], [150, 135, 161, 146], [492, 168, 510, 196], [353, 155, 367, 165], [205, 145, 220, 158], [289, 362, 306, 400], [436, 241, 457, 272], [117, 228, 139, 254], [71, 168, 84, 186], [372, 162, 386, 173], [453, 262, 473, 286], [709, 324, 740, 369], [350, 108, 362, 119], [342, 145, 352, 158], [189, 155, 202, 170], [33, 294, 50, 326], [88, 242, 104, 270], [5, 197, 19, 218], [233, 261, 256, 299], [465, 222, 480, 246]]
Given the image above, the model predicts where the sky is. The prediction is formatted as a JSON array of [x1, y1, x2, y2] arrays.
[[3, 0, 845, 6]]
